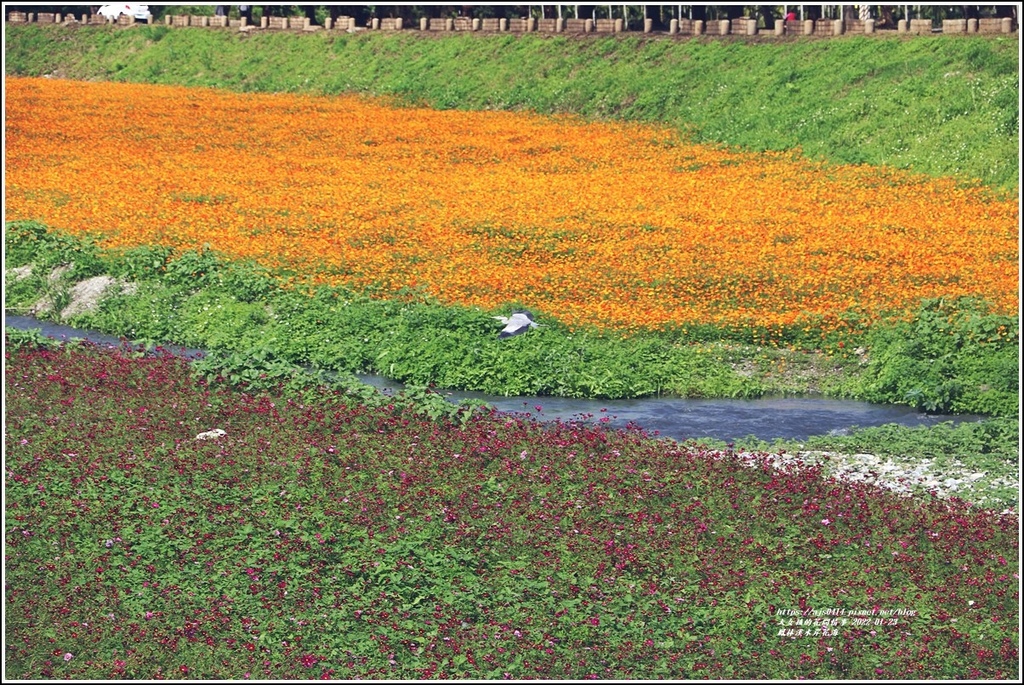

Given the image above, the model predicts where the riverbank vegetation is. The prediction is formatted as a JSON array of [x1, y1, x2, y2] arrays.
[[3, 72, 1018, 418], [4, 32, 1017, 418], [5, 218, 1020, 508], [3, 22, 1019, 681], [3, 27, 1017, 441], [4, 337, 1018, 679], [4, 219, 1018, 419]]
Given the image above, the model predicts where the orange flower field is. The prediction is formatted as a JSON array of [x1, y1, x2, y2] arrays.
[[5, 77, 1019, 335]]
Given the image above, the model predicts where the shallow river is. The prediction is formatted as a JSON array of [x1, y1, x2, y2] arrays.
[[5, 314, 980, 443]]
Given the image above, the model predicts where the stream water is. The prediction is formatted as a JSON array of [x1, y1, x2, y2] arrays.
[[5, 314, 981, 443]]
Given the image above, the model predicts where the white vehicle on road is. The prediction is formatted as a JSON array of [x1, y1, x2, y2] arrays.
[[96, 5, 150, 21]]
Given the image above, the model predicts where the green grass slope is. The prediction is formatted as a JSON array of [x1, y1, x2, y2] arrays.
[[4, 23, 1019, 188]]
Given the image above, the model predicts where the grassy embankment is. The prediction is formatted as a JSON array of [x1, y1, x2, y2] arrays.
[[4, 24, 1019, 189], [3, 24, 1020, 441], [3, 22, 1019, 682]]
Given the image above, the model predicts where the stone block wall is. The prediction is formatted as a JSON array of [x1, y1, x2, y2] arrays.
[[908, 19, 934, 35], [6, 9, 1019, 39]]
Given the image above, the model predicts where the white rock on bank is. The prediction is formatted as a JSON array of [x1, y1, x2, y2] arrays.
[[21, 268, 138, 318], [61, 276, 138, 318], [7, 265, 33, 281]]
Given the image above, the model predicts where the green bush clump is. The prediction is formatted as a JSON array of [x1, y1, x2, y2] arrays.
[[105, 244, 175, 281], [861, 298, 1019, 417], [3, 325, 63, 350], [4, 219, 106, 281], [5, 219, 51, 266], [83, 280, 187, 342], [4, 268, 48, 313]]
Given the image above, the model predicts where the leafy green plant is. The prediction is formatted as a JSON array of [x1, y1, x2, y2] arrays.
[[221, 260, 276, 303], [4, 219, 50, 266], [4, 268, 46, 314], [860, 298, 1018, 416], [43, 281, 73, 321], [161, 246, 226, 288], [192, 345, 486, 426], [192, 345, 304, 388], [86, 279, 189, 341], [4, 219, 105, 280], [3, 325, 62, 350], [106, 243, 175, 281]]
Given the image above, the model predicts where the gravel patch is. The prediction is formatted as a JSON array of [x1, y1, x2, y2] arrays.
[[732, 449, 1017, 514]]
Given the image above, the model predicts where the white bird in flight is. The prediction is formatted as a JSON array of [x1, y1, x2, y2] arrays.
[[494, 310, 540, 339]]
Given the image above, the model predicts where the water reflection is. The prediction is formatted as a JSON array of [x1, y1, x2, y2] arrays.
[[437, 389, 978, 443], [6, 313, 981, 442]]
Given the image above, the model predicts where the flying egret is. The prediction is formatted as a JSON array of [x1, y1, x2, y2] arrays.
[[494, 310, 540, 339]]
